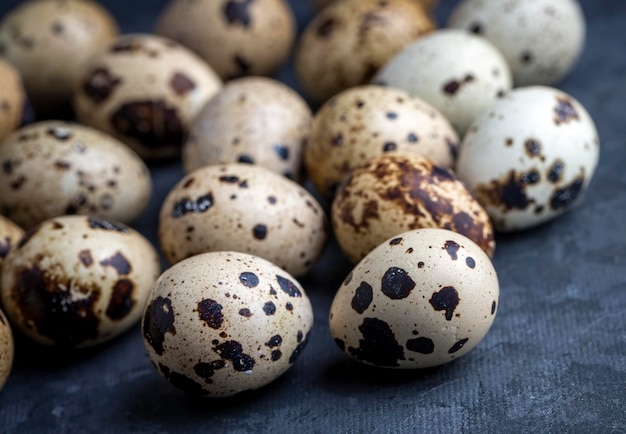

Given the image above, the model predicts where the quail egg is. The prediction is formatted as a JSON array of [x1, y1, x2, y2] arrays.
[[0, 309, 13, 391], [0, 58, 25, 143], [0, 215, 24, 268]]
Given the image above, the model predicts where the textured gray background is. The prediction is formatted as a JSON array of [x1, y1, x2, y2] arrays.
[[0, 0, 625, 433]]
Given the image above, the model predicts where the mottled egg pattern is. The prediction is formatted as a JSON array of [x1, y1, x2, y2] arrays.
[[0, 215, 23, 268], [159, 163, 328, 277], [456, 86, 599, 232], [0, 0, 119, 114], [313, 0, 440, 12], [142, 251, 314, 397], [0, 121, 152, 229], [183, 77, 312, 181], [0, 215, 161, 348], [304, 85, 459, 198], [330, 228, 499, 369], [0, 59, 25, 143], [295, 0, 435, 103], [374, 29, 512, 134], [156, 0, 295, 80], [0, 309, 14, 391], [73, 33, 222, 160], [332, 153, 495, 263], [448, 0, 586, 86]]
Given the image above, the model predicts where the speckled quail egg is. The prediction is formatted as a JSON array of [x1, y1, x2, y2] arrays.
[[330, 228, 499, 369], [156, 0, 295, 80], [74, 33, 222, 160], [295, 0, 435, 103], [159, 164, 328, 277], [332, 153, 495, 263], [313, 0, 439, 12], [183, 77, 312, 181], [305, 85, 459, 198], [0, 215, 24, 268], [374, 29, 512, 134], [0, 0, 119, 115], [0, 215, 161, 348], [448, 0, 586, 86], [0, 309, 14, 390], [0, 59, 25, 143], [0, 121, 152, 229], [456, 86, 599, 232], [142, 251, 314, 397]]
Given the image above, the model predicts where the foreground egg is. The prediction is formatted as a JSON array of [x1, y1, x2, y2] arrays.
[[330, 228, 499, 369], [0, 309, 13, 391], [142, 251, 314, 397]]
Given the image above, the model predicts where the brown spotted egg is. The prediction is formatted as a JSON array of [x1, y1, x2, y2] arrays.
[[0, 121, 152, 229], [142, 251, 313, 397], [295, 0, 435, 103], [456, 86, 599, 232], [183, 77, 312, 181], [0, 215, 24, 268], [0, 59, 25, 143], [332, 153, 495, 263], [313, 0, 440, 12], [0, 215, 161, 348], [156, 0, 295, 80], [0, 0, 119, 115], [159, 164, 327, 277], [305, 85, 459, 198], [73, 33, 222, 160], [330, 228, 499, 369], [0, 309, 13, 391]]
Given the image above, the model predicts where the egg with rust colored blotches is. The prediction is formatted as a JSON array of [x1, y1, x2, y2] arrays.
[[159, 163, 328, 277], [0, 309, 14, 391], [332, 153, 495, 264], [142, 251, 314, 397], [456, 86, 599, 232], [0, 215, 161, 348], [0, 216, 24, 268], [330, 228, 499, 369]]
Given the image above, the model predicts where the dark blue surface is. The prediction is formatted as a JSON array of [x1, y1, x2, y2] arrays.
[[0, 1, 625, 433]]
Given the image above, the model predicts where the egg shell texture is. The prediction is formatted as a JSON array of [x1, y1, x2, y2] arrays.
[[0, 121, 152, 229], [332, 153, 495, 263], [448, 0, 586, 86], [330, 228, 499, 369], [0, 0, 119, 114], [304, 85, 459, 197], [313, 0, 439, 12], [0, 215, 23, 268], [295, 0, 436, 103], [0, 215, 161, 348], [73, 33, 222, 160], [159, 163, 328, 277], [0, 309, 14, 391], [0, 59, 25, 143], [374, 29, 512, 134], [156, 0, 295, 80], [183, 77, 312, 181], [456, 86, 599, 232], [142, 251, 314, 397]]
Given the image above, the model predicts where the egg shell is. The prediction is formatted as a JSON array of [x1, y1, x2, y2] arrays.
[[0, 0, 119, 115], [0, 59, 25, 143], [374, 29, 512, 134], [304, 85, 459, 197], [456, 86, 599, 232], [155, 0, 295, 80], [73, 33, 222, 160], [295, 0, 436, 103], [0, 309, 13, 391], [0, 215, 161, 348], [448, 0, 586, 86], [183, 77, 312, 181], [0, 215, 24, 268], [330, 228, 499, 369], [0, 121, 152, 229], [142, 251, 314, 397], [332, 153, 495, 263], [313, 0, 439, 12], [159, 164, 328, 277]]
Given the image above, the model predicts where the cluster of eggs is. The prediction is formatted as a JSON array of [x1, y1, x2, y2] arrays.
[[0, 0, 598, 398]]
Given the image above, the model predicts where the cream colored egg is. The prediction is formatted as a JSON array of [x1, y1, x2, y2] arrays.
[[0, 309, 13, 391], [0, 59, 25, 143], [0, 215, 24, 268], [313, 0, 440, 12]]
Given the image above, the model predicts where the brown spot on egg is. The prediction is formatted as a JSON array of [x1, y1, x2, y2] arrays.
[[106, 279, 135, 320], [476, 170, 539, 211], [348, 317, 404, 367], [351, 281, 373, 314], [550, 175, 585, 210], [224, 0, 254, 27], [159, 363, 208, 395], [554, 96, 579, 125], [78, 249, 93, 267], [233, 54, 251, 76], [288, 331, 310, 364], [197, 299, 224, 329], [317, 17, 337, 38], [406, 336, 434, 354], [429, 286, 459, 321], [452, 212, 493, 257], [83, 68, 121, 104], [547, 159, 565, 183], [194, 360, 226, 384], [170, 72, 196, 95], [88, 217, 129, 233], [143, 296, 176, 355], [111, 100, 184, 149], [171, 193, 214, 217], [442, 74, 475, 96], [213, 340, 255, 371], [381, 267, 415, 299], [520, 51, 533, 64], [524, 138, 542, 158], [276, 275, 302, 297], [0, 237, 13, 259], [443, 240, 460, 260], [99, 252, 132, 275], [54, 160, 72, 170], [252, 224, 267, 240], [448, 338, 469, 354]]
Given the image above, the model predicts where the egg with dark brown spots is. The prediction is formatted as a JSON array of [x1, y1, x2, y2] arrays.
[[0, 216, 23, 268], [159, 163, 327, 277], [0, 309, 14, 391], [332, 153, 494, 263], [456, 86, 599, 232], [73, 33, 222, 160], [0, 215, 161, 348], [0, 121, 152, 229], [0, 59, 25, 143], [295, 0, 436, 103], [183, 77, 312, 181], [330, 228, 499, 369], [142, 251, 314, 397], [305, 85, 459, 198], [155, 0, 295, 80]]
